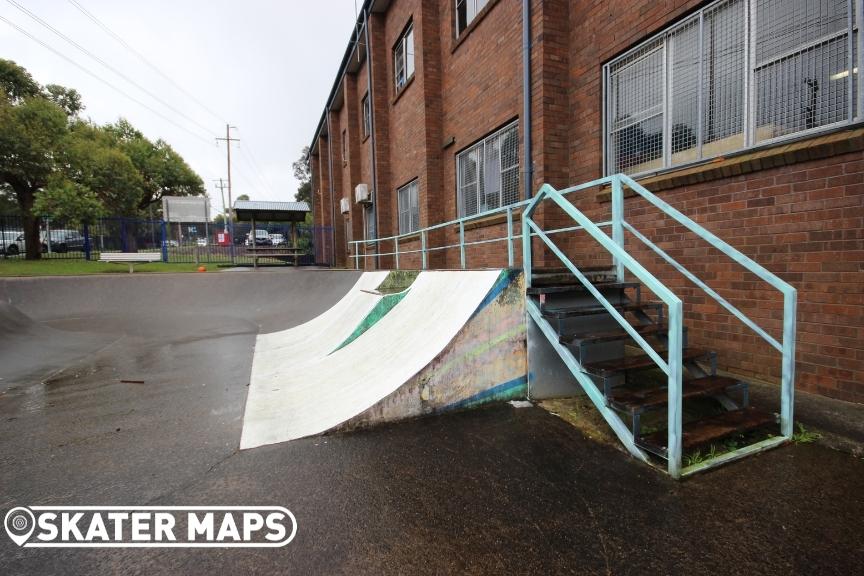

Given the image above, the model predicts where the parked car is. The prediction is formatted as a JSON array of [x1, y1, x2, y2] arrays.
[[245, 230, 272, 246], [269, 233, 287, 246], [162, 239, 179, 248], [196, 238, 208, 247], [1, 230, 23, 255], [4, 229, 85, 255]]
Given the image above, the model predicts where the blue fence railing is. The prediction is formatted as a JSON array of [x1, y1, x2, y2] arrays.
[[0, 214, 333, 267]]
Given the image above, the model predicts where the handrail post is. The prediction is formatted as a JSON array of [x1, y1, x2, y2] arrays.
[[394, 237, 400, 270], [506, 207, 514, 267], [459, 221, 466, 269], [421, 230, 427, 270], [611, 174, 625, 282], [667, 298, 684, 478], [781, 288, 797, 437], [521, 211, 532, 287]]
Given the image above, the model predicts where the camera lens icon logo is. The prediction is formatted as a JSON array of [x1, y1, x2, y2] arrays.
[[4, 507, 35, 546]]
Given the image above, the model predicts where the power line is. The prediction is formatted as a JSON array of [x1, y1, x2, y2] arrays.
[[6, 0, 216, 140], [239, 144, 277, 199], [66, 0, 225, 125], [0, 13, 216, 148]]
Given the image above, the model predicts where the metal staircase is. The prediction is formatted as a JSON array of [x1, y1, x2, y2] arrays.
[[523, 175, 797, 478]]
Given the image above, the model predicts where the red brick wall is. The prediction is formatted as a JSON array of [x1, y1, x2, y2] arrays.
[[308, 0, 864, 402]]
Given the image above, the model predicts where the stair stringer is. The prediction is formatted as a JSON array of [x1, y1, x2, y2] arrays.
[[526, 298, 651, 465]]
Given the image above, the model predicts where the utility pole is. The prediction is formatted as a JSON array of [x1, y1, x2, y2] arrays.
[[216, 125, 239, 263], [213, 178, 229, 222]]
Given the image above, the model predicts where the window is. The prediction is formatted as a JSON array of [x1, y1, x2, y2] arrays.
[[397, 180, 420, 234], [362, 93, 372, 139], [341, 129, 347, 163], [456, 0, 489, 36], [457, 121, 519, 217], [605, 0, 860, 175], [394, 23, 415, 91]]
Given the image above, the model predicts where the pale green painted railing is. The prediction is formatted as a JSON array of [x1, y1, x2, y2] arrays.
[[523, 174, 796, 478], [348, 174, 796, 478]]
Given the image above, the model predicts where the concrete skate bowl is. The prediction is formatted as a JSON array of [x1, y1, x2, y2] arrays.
[[0, 270, 362, 390]]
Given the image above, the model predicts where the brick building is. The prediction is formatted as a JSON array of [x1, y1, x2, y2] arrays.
[[308, 0, 863, 404]]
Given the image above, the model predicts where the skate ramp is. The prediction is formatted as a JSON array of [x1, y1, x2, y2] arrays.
[[240, 270, 527, 449]]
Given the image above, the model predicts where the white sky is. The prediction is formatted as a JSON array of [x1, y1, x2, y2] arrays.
[[0, 0, 359, 213]]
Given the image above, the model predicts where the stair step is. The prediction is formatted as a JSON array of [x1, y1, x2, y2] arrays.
[[527, 281, 640, 296], [609, 376, 740, 414], [582, 348, 710, 376], [560, 323, 673, 345], [532, 266, 613, 275], [637, 407, 776, 455], [543, 301, 662, 319]]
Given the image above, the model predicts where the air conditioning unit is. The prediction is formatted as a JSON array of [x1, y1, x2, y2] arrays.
[[340, 197, 350, 214], [355, 183, 372, 204]]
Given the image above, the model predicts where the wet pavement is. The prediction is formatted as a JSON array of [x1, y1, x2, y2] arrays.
[[1, 271, 862, 575]]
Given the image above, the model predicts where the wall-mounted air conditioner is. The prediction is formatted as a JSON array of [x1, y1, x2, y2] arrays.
[[340, 197, 350, 214], [355, 183, 372, 204]]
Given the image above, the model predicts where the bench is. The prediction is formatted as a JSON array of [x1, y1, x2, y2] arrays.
[[99, 252, 163, 273], [246, 247, 305, 268]]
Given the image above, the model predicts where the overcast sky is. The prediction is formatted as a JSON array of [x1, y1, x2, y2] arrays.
[[0, 0, 359, 213]]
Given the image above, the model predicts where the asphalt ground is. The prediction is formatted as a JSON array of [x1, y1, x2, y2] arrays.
[[0, 270, 861, 575]]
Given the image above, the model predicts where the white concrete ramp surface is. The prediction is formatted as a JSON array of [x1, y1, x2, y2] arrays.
[[240, 270, 500, 449], [250, 271, 389, 380]]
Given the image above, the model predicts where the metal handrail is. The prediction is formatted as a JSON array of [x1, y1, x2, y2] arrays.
[[347, 187, 613, 270], [616, 174, 797, 443], [524, 174, 796, 478], [523, 177, 685, 476]]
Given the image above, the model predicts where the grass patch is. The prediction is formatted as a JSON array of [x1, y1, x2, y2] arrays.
[[0, 259, 218, 276], [376, 270, 419, 294], [792, 422, 821, 444]]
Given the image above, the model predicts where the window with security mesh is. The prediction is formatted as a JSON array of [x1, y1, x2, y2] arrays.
[[397, 180, 420, 234], [362, 93, 371, 139], [394, 23, 415, 91], [457, 121, 519, 217], [605, 0, 860, 175]]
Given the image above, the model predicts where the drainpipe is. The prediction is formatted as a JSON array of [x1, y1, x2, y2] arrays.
[[522, 0, 533, 200], [363, 8, 380, 269], [325, 108, 337, 266]]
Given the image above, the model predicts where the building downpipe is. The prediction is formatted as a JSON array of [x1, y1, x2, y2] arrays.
[[325, 108, 336, 266], [522, 0, 533, 200], [363, 8, 380, 269]]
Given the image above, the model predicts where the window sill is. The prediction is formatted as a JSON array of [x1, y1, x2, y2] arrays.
[[451, 0, 500, 54], [597, 124, 864, 203], [392, 74, 415, 106], [450, 208, 522, 232]]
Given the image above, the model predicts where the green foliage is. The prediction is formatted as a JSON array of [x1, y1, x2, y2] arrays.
[[292, 146, 311, 204], [792, 423, 821, 444], [377, 270, 420, 294], [0, 59, 40, 102], [43, 84, 83, 116], [34, 177, 106, 224], [236, 194, 250, 202]]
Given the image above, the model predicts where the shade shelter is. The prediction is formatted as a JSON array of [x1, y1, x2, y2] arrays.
[[232, 200, 311, 267]]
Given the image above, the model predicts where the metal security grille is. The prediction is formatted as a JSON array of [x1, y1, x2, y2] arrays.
[[605, 0, 862, 175], [457, 121, 519, 217], [397, 180, 420, 234]]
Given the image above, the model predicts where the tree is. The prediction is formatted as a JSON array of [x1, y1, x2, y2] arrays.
[[236, 194, 250, 202], [292, 146, 311, 205], [43, 84, 84, 117], [104, 119, 205, 212], [0, 74, 69, 258], [33, 176, 106, 224]]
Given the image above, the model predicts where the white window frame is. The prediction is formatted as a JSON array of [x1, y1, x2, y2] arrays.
[[456, 121, 520, 218], [361, 92, 371, 139], [603, 0, 863, 177], [456, 0, 490, 37], [397, 180, 420, 234], [394, 22, 415, 91]]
